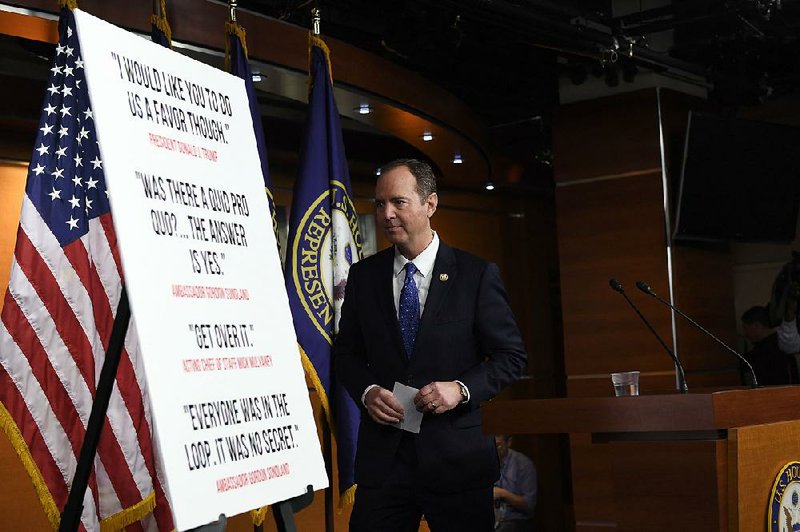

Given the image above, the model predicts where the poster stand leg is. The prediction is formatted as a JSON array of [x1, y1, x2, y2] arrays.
[[321, 413, 334, 532], [59, 287, 131, 532], [189, 514, 227, 531], [272, 485, 314, 532]]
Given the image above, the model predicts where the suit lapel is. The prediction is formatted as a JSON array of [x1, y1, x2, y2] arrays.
[[375, 247, 406, 359], [415, 243, 457, 351]]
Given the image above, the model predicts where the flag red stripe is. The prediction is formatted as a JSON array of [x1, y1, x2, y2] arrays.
[[62, 238, 169, 520], [90, 219, 173, 530], [99, 214, 123, 279], [13, 229, 96, 393], [1, 285, 101, 524], [13, 231, 145, 510], [1, 292, 86, 456], [0, 364, 69, 511]]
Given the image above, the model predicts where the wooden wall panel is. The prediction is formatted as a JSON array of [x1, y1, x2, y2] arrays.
[[557, 172, 675, 377], [610, 439, 726, 532], [554, 88, 740, 532], [553, 90, 661, 183], [672, 246, 740, 377], [0, 163, 27, 313], [570, 434, 615, 526]]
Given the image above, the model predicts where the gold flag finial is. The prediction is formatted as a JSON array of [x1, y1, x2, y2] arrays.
[[311, 7, 321, 35], [229, 0, 238, 23]]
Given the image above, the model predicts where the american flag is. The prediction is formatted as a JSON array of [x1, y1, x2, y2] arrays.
[[0, 8, 172, 531]]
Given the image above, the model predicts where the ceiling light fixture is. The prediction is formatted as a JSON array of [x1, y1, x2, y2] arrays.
[[452, 154, 463, 164], [485, 181, 495, 191], [357, 103, 373, 115], [375, 167, 381, 176], [422, 132, 434, 141]]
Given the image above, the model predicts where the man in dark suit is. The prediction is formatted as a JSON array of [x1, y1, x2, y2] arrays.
[[334, 158, 527, 531]]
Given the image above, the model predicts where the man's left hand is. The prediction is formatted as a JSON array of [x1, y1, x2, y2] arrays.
[[493, 486, 510, 501], [414, 381, 462, 414]]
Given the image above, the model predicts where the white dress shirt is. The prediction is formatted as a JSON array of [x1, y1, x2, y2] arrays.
[[392, 231, 440, 317]]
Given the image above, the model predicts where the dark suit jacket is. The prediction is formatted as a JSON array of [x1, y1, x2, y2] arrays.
[[334, 241, 527, 492]]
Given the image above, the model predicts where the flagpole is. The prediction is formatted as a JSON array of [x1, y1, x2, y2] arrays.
[[59, 288, 131, 532], [309, 11, 335, 531]]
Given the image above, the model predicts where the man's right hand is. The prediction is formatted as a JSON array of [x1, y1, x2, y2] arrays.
[[364, 386, 404, 425]]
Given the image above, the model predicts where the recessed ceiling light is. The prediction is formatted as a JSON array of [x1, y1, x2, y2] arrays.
[[452, 154, 463, 164], [251, 71, 262, 83], [356, 103, 373, 115], [485, 181, 495, 191], [422, 132, 434, 141], [375, 167, 381, 176]]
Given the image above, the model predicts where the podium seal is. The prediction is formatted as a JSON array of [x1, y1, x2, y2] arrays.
[[769, 461, 800, 531]]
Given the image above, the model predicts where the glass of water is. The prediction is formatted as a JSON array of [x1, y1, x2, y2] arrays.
[[611, 371, 640, 396]]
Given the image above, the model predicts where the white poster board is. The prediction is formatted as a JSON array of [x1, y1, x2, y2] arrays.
[[74, 10, 327, 530]]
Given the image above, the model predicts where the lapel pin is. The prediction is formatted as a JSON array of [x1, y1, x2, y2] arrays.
[[439, 273, 449, 282]]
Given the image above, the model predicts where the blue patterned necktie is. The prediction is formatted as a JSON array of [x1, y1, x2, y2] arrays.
[[399, 262, 420, 357]]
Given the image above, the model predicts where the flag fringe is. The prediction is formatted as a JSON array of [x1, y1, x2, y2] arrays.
[[298, 345, 359, 507], [0, 403, 60, 528], [265, 187, 280, 246], [58, 0, 77, 10], [150, 14, 172, 47], [298, 344, 333, 430], [338, 483, 357, 510], [224, 21, 248, 74], [1, 403, 160, 531], [99, 491, 156, 532], [308, 34, 332, 92], [249, 505, 269, 527]]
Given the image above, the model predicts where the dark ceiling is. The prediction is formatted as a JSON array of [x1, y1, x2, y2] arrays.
[[238, 0, 800, 186], [2, 0, 799, 192]]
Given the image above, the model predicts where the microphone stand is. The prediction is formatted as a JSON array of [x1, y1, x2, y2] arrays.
[[609, 279, 688, 393], [636, 281, 758, 388]]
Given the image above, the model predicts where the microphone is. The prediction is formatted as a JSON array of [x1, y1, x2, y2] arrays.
[[635, 281, 758, 388], [608, 278, 688, 393]]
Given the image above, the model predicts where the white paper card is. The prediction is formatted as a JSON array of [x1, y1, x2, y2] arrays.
[[392, 382, 423, 433]]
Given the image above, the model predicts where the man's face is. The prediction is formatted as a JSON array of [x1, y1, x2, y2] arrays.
[[742, 321, 768, 344], [495, 435, 510, 462], [375, 165, 437, 258]]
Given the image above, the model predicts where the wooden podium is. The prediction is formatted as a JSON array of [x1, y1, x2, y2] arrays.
[[482, 387, 800, 531]]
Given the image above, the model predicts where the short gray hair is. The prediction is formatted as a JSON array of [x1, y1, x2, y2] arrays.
[[380, 158, 438, 202]]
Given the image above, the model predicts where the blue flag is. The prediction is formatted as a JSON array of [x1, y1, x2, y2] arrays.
[[225, 20, 280, 525], [226, 21, 280, 245], [150, 2, 171, 48], [284, 34, 361, 504]]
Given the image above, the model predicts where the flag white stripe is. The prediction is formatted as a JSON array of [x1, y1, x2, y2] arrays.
[[19, 200, 152, 508], [6, 256, 93, 426], [4, 255, 126, 521], [0, 318, 101, 532]]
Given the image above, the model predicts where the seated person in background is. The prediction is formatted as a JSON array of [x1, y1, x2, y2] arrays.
[[741, 305, 795, 385], [768, 253, 800, 354], [494, 435, 537, 531]]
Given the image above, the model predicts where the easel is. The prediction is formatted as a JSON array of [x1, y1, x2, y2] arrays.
[[58, 289, 315, 531]]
